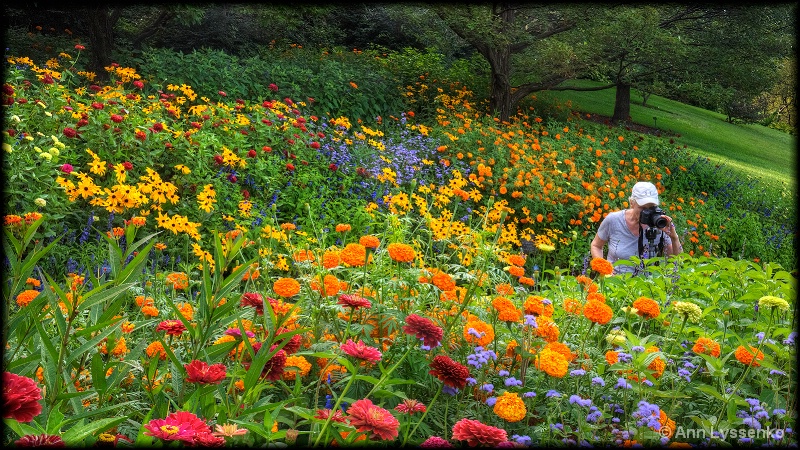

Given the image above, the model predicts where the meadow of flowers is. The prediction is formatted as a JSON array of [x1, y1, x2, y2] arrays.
[[2, 45, 796, 447]]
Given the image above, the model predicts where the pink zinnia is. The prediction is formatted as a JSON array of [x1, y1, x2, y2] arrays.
[[314, 408, 347, 423], [2, 372, 43, 423], [184, 360, 227, 384], [337, 293, 372, 310], [419, 436, 454, 448], [394, 399, 426, 414], [143, 411, 212, 445], [451, 418, 508, 447], [60, 164, 74, 174], [155, 320, 187, 336], [240, 292, 265, 315], [429, 355, 470, 389], [347, 398, 400, 441], [340, 339, 382, 363], [403, 314, 443, 348]]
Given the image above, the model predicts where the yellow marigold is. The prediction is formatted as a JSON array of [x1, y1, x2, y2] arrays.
[[431, 271, 456, 291], [536, 348, 569, 378], [359, 235, 380, 249], [387, 242, 416, 263], [335, 223, 351, 233], [145, 341, 167, 360], [141, 305, 159, 317], [273, 277, 301, 298], [563, 297, 584, 315], [632, 297, 660, 319], [340, 243, 367, 267], [734, 345, 764, 367], [524, 295, 554, 317], [15, 289, 40, 307], [544, 341, 576, 362], [322, 250, 340, 269], [692, 337, 721, 357], [583, 300, 613, 325], [590, 257, 614, 276], [535, 315, 560, 342], [283, 355, 312, 380], [464, 318, 494, 347], [507, 254, 526, 266], [493, 391, 527, 422]]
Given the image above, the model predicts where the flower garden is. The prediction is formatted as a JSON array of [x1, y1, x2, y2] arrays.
[[2, 44, 796, 447]]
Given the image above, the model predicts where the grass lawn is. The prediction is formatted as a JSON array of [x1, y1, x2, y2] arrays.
[[536, 80, 796, 192]]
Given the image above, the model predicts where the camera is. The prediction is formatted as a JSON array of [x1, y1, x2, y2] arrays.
[[639, 206, 668, 229]]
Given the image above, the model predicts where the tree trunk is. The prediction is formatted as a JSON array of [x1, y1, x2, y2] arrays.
[[612, 82, 631, 124], [86, 6, 117, 82], [487, 47, 514, 123]]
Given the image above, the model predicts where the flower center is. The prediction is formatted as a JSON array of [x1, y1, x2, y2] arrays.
[[160, 424, 180, 435]]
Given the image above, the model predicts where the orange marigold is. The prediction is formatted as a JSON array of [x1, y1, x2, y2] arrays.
[[273, 277, 301, 298], [586, 292, 606, 303], [518, 276, 535, 287], [632, 297, 660, 319], [431, 271, 456, 291], [507, 254, 526, 266], [464, 318, 494, 347], [535, 315, 560, 342], [563, 297, 584, 315], [166, 272, 189, 290], [524, 295, 554, 317], [335, 223, 351, 233], [145, 341, 167, 360], [359, 235, 380, 249], [177, 302, 194, 321], [283, 355, 312, 380], [492, 297, 522, 322], [645, 346, 665, 378], [340, 243, 367, 267], [734, 345, 764, 367], [583, 300, 613, 324], [536, 348, 569, 378], [575, 275, 593, 286], [15, 289, 40, 307], [508, 265, 525, 277], [493, 391, 527, 422], [322, 250, 340, 269], [544, 341, 576, 362], [605, 350, 619, 365], [141, 305, 159, 317], [590, 257, 614, 276], [692, 337, 721, 357], [495, 283, 514, 296], [292, 249, 316, 263], [387, 242, 416, 263]]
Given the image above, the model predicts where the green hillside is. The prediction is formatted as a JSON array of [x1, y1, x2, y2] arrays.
[[536, 80, 796, 192]]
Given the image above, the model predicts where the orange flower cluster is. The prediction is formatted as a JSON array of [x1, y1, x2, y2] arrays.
[[165, 272, 189, 290], [15, 289, 40, 307], [335, 223, 351, 233], [493, 392, 527, 422], [387, 242, 416, 263], [536, 347, 569, 378], [310, 274, 344, 297], [322, 249, 340, 269], [535, 315, 560, 342], [632, 297, 660, 319], [431, 270, 456, 292], [340, 243, 367, 267], [563, 297, 584, 315], [692, 337, 721, 357], [292, 249, 316, 263], [492, 297, 522, 322], [734, 345, 764, 367], [273, 277, 301, 298], [645, 346, 665, 378], [463, 316, 494, 347], [590, 257, 614, 276], [583, 300, 613, 324], [544, 341, 576, 363], [359, 235, 380, 249], [523, 295, 554, 317]]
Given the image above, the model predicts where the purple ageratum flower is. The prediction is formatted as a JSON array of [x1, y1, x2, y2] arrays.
[[783, 331, 796, 345], [524, 314, 538, 327], [512, 435, 532, 446], [466, 377, 477, 386], [570, 369, 586, 376], [774, 409, 787, 416], [678, 369, 692, 382], [770, 369, 786, 376], [523, 391, 536, 398], [467, 327, 485, 339], [569, 395, 592, 408], [631, 345, 645, 353], [617, 352, 633, 363], [486, 396, 497, 406], [550, 423, 564, 431], [587, 406, 603, 423], [481, 383, 494, 392], [615, 378, 632, 390], [742, 417, 762, 430], [542, 298, 552, 306], [504, 377, 522, 387], [633, 401, 661, 429], [591, 376, 606, 387], [498, 370, 510, 377], [546, 390, 562, 398], [442, 385, 459, 396]]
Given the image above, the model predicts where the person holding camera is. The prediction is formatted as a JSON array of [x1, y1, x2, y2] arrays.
[[590, 181, 682, 275]]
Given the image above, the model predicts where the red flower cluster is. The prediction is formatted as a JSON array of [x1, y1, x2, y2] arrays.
[[347, 398, 400, 441], [429, 355, 470, 389], [274, 327, 302, 354], [341, 339, 382, 363], [395, 399, 427, 414], [240, 292, 265, 315], [250, 343, 287, 380], [403, 314, 443, 348], [451, 418, 508, 447], [13, 434, 65, 447], [2, 372, 42, 423], [184, 360, 226, 385], [155, 320, 187, 336]]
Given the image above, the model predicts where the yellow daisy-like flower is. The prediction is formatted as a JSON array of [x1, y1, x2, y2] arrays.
[[493, 391, 527, 422], [758, 295, 789, 312]]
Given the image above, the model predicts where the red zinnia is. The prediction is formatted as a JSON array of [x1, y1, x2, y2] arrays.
[[403, 314, 443, 348], [337, 293, 372, 310], [240, 292, 265, 315], [429, 355, 470, 389], [63, 127, 77, 138], [133, 80, 144, 89], [258, 344, 287, 381], [395, 399, 426, 414], [110, 114, 124, 123], [274, 327, 302, 354], [347, 398, 400, 441], [314, 408, 347, 423], [340, 339, 382, 363], [451, 418, 508, 447], [155, 320, 187, 336], [184, 360, 227, 384], [286, 163, 295, 171], [14, 434, 65, 447], [2, 372, 43, 423], [269, 83, 279, 92]]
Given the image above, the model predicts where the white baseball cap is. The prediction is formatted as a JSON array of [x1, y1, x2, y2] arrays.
[[630, 181, 659, 206]]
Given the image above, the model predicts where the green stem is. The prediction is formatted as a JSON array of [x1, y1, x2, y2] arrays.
[[312, 364, 359, 447], [665, 315, 687, 356], [404, 383, 443, 446]]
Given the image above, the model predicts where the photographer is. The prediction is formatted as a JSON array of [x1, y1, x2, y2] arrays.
[[590, 181, 682, 275]]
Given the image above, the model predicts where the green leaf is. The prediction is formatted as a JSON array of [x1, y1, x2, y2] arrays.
[[62, 416, 127, 446]]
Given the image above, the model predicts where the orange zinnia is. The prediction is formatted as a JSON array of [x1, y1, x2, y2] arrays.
[[632, 297, 660, 319]]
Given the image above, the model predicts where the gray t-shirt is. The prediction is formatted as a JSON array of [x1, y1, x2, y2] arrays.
[[596, 210, 672, 274]]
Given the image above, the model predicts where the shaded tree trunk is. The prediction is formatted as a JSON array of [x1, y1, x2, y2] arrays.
[[612, 82, 631, 124], [487, 46, 514, 123], [85, 6, 120, 81]]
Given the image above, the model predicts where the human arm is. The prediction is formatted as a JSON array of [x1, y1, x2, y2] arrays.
[[590, 234, 607, 259], [661, 216, 682, 256]]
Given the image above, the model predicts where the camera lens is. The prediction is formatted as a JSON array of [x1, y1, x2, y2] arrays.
[[654, 216, 668, 228]]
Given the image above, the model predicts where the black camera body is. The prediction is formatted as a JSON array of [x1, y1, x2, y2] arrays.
[[639, 206, 668, 229]]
